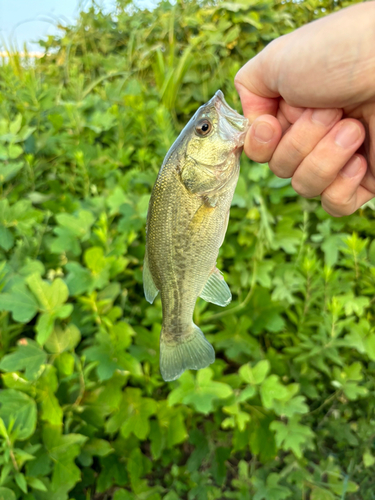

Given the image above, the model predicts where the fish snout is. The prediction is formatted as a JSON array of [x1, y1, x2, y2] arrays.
[[213, 90, 249, 147]]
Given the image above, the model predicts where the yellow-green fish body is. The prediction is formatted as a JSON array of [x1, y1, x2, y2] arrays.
[[144, 90, 249, 381]]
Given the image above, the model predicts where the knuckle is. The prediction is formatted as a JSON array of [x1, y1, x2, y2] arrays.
[[321, 204, 341, 217], [322, 190, 341, 207], [291, 176, 315, 198], [321, 191, 354, 216], [288, 134, 310, 161], [268, 158, 291, 178], [307, 155, 333, 184]]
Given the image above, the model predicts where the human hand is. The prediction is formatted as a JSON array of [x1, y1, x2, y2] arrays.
[[234, 1, 375, 216]]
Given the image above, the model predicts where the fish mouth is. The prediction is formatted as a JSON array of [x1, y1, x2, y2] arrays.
[[210, 90, 249, 146]]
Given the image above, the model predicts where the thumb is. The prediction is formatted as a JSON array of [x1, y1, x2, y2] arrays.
[[234, 53, 280, 123]]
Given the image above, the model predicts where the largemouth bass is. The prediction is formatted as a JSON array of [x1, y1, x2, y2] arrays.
[[144, 90, 249, 381]]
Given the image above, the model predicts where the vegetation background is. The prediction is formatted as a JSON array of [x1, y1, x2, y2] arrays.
[[0, 0, 374, 499]]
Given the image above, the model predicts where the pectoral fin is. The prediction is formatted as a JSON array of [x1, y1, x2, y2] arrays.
[[143, 250, 159, 304], [199, 268, 232, 307]]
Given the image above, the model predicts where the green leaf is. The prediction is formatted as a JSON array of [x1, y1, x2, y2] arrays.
[[222, 401, 251, 432], [83, 438, 114, 457], [239, 360, 270, 385], [15, 472, 27, 493], [186, 429, 209, 473], [270, 417, 315, 459], [84, 344, 119, 381], [253, 473, 291, 500], [55, 210, 95, 238], [106, 388, 157, 440], [45, 323, 81, 353], [255, 261, 275, 288], [149, 421, 163, 460], [211, 447, 230, 486], [55, 352, 75, 377], [35, 312, 56, 345], [369, 239, 375, 265], [0, 283, 39, 322], [9, 114, 22, 134], [50, 227, 82, 255], [310, 487, 335, 500], [27, 274, 69, 311], [0, 226, 14, 251], [156, 402, 188, 448], [36, 365, 63, 426], [26, 477, 47, 492], [65, 262, 94, 296], [249, 415, 277, 462], [363, 449, 375, 468], [273, 395, 309, 418], [83, 246, 111, 289], [260, 375, 290, 409], [96, 454, 128, 493], [238, 385, 256, 402], [365, 333, 375, 360], [43, 426, 87, 494], [0, 161, 24, 183], [127, 447, 146, 493], [26, 274, 72, 344], [0, 389, 37, 440], [113, 490, 135, 500], [168, 368, 233, 414], [321, 235, 343, 267], [106, 186, 128, 215], [1, 372, 33, 393], [8, 144, 23, 159], [166, 410, 187, 447], [84, 246, 106, 273], [0, 340, 47, 380], [337, 293, 370, 317], [342, 382, 368, 400], [0, 487, 16, 500]]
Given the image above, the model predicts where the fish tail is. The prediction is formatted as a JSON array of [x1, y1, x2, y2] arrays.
[[160, 324, 215, 382]]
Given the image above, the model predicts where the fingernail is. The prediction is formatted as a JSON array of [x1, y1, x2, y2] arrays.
[[311, 108, 339, 126], [335, 122, 361, 148], [253, 122, 274, 143], [340, 155, 362, 178]]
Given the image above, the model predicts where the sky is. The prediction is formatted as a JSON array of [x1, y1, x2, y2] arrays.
[[0, 0, 153, 53]]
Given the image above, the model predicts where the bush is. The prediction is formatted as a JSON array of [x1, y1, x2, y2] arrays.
[[0, 1, 373, 499]]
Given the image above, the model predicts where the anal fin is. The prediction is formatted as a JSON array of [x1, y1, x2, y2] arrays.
[[199, 268, 231, 307], [143, 250, 159, 304]]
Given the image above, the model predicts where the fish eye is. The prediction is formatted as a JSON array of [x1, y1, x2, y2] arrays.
[[195, 119, 212, 137]]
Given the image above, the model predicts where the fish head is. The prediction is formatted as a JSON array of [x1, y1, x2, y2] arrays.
[[183, 90, 249, 168]]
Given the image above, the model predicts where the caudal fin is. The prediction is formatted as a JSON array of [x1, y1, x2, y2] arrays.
[[160, 324, 215, 382]]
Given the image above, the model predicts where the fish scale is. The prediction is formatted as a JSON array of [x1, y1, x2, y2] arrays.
[[143, 90, 249, 381]]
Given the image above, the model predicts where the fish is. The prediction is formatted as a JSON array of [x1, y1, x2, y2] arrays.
[[143, 90, 249, 382]]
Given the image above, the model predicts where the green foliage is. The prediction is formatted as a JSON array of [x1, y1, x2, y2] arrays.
[[0, 0, 371, 499]]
